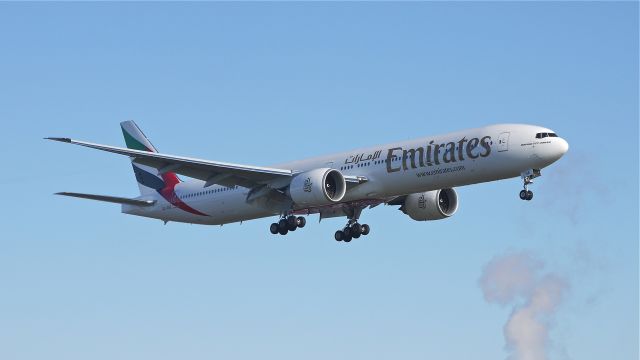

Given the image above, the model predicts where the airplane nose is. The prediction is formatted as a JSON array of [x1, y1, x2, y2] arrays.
[[530, 136, 569, 168], [558, 138, 569, 156]]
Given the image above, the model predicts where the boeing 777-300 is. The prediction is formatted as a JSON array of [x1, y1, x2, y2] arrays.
[[47, 121, 568, 242]]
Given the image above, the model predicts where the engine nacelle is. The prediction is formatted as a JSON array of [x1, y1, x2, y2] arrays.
[[289, 168, 346, 207], [401, 188, 459, 221]]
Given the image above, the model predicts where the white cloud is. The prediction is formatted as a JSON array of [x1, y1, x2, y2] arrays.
[[480, 252, 569, 360]]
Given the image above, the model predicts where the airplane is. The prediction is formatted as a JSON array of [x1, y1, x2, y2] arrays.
[[47, 121, 569, 242]]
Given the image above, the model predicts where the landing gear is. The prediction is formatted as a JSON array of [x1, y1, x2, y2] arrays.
[[334, 220, 370, 242], [519, 190, 533, 201], [332, 206, 371, 243], [519, 169, 540, 201], [270, 215, 306, 236], [269, 206, 371, 242]]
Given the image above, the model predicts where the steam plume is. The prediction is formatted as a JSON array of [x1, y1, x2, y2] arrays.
[[479, 252, 569, 360]]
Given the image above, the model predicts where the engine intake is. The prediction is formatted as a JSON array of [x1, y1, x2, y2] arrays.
[[289, 168, 346, 207], [400, 188, 459, 221]]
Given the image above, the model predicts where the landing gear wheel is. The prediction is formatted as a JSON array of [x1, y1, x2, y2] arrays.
[[296, 216, 306, 228], [526, 190, 533, 201], [342, 227, 353, 242], [277, 219, 289, 235], [287, 216, 298, 231], [351, 223, 362, 236], [334, 230, 344, 241], [361, 224, 370, 236], [519, 190, 527, 200], [269, 223, 279, 235], [351, 223, 362, 239]]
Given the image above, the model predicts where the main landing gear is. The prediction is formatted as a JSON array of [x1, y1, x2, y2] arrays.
[[270, 215, 306, 236], [334, 221, 370, 242], [519, 169, 541, 201]]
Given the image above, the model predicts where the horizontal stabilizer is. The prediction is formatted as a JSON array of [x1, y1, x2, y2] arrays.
[[55, 192, 156, 207]]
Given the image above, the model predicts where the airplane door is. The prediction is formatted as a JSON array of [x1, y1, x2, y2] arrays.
[[497, 132, 510, 152]]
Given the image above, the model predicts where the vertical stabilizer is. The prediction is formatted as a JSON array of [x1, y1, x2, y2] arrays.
[[120, 121, 181, 196]]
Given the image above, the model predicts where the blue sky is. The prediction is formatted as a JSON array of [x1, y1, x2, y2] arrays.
[[1, 2, 637, 360]]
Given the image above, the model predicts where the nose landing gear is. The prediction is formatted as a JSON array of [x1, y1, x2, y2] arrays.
[[519, 169, 541, 201], [519, 189, 533, 201]]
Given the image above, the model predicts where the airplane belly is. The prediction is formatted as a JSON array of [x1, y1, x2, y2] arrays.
[[200, 191, 278, 225]]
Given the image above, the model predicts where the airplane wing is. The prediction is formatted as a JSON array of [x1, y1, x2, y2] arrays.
[[47, 137, 368, 190], [46, 137, 294, 189]]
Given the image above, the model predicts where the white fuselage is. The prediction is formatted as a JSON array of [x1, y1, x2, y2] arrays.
[[123, 124, 569, 225]]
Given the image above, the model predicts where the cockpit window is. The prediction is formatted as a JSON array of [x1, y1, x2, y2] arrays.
[[535, 132, 558, 139]]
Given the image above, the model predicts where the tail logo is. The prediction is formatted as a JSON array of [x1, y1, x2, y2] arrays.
[[132, 164, 208, 217], [123, 123, 208, 217]]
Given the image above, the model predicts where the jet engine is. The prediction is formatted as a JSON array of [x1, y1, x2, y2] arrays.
[[288, 168, 346, 207], [400, 188, 459, 221]]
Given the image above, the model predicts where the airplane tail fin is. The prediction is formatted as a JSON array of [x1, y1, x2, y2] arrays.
[[120, 120, 181, 196]]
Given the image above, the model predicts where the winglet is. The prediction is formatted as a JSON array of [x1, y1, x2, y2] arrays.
[[45, 137, 72, 143]]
